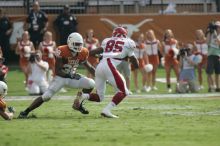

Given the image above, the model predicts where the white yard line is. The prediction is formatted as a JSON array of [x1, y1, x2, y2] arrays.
[[5, 93, 220, 101]]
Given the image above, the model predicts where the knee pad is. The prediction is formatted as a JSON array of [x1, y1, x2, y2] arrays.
[[41, 89, 55, 102], [87, 78, 95, 89]]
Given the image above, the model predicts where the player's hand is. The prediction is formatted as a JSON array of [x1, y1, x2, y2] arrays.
[[8, 106, 15, 113], [69, 73, 81, 80]]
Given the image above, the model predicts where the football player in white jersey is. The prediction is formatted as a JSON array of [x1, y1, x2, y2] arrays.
[[72, 27, 139, 118]]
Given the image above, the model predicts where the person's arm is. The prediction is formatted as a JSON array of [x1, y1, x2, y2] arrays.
[[215, 34, 220, 45], [5, 18, 13, 36], [129, 55, 139, 70], [35, 61, 48, 71], [15, 43, 21, 55], [43, 21, 49, 32], [24, 14, 30, 31], [52, 41, 57, 53], [89, 47, 103, 56], [160, 42, 166, 57], [206, 32, 211, 44], [83, 61, 95, 76], [184, 55, 195, 66], [55, 57, 68, 78], [0, 109, 13, 120], [43, 13, 49, 32], [31, 42, 35, 52]]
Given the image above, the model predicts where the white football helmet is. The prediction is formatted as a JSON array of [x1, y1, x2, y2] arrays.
[[67, 32, 83, 52], [0, 81, 8, 97]]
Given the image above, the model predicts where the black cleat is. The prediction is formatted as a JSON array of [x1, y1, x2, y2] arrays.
[[72, 92, 89, 114], [72, 100, 89, 114], [17, 111, 28, 119], [78, 103, 89, 114]]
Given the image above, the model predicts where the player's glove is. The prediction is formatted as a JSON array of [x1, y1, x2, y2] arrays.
[[8, 106, 15, 113]]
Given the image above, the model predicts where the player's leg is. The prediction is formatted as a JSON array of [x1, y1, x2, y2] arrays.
[[68, 74, 95, 114], [101, 59, 129, 118], [74, 62, 107, 103], [18, 76, 65, 118]]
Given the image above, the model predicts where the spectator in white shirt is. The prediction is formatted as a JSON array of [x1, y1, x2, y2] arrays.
[[27, 50, 49, 95]]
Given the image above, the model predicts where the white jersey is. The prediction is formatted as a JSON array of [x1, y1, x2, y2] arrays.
[[194, 41, 208, 55], [101, 37, 135, 66], [145, 40, 159, 55], [28, 60, 49, 82]]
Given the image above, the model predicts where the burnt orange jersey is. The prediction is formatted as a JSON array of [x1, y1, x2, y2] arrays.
[[55, 45, 89, 75], [0, 98, 6, 112]]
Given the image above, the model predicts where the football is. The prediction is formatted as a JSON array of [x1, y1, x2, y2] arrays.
[[144, 64, 153, 72]]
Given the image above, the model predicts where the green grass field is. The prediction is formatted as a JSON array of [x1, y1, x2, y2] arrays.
[[1, 97, 220, 146], [1, 65, 220, 146]]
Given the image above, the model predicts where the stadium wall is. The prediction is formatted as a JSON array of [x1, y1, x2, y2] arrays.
[[9, 14, 220, 47]]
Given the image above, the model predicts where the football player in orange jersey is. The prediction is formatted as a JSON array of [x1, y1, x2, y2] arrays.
[[18, 33, 96, 118], [0, 81, 15, 120]]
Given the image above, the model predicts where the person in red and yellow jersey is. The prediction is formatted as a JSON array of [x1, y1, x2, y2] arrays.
[[18, 33, 96, 118], [84, 29, 100, 78], [161, 29, 180, 93], [0, 81, 14, 120]]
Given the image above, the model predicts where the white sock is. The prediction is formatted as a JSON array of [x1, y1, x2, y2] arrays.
[[104, 101, 116, 111]]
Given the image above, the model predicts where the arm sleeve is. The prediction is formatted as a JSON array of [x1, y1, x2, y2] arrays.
[[127, 39, 136, 57]]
